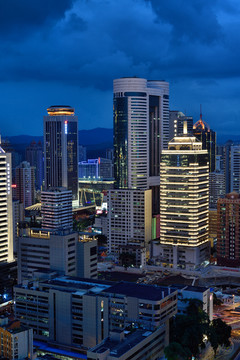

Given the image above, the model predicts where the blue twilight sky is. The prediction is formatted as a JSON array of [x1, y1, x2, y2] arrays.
[[0, 0, 240, 136]]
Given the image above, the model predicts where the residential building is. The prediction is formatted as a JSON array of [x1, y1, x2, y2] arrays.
[[44, 106, 78, 205], [209, 209, 217, 247], [0, 141, 13, 262], [169, 111, 193, 139], [12, 200, 24, 254], [193, 114, 216, 172], [217, 192, 240, 267], [107, 189, 152, 256], [41, 188, 73, 230], [26, 141, 44, 190], [158, 123, 210, 269], [230, 145, 240, 193], [0, 317, 33, 360], [15, 161, 35, 208], [14, 276, 177, 353], [223, 140, 234, 194], [209, 171, 225, 209]]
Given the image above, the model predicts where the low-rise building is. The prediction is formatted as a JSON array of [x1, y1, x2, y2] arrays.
[[77, 235, 98, 279], [14, 276, 177, 356], [17, 228, 78, 283], [0, 317, 33, 360], [87, 327, 165, 360], [171, 285, 213, 320]]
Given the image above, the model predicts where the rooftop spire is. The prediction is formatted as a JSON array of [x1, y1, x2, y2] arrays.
[[200, 104, 202, 120]]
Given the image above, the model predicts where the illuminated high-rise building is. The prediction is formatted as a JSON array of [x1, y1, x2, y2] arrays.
[[159, 123, 210, 269], [113, 77, 169, 214], [41, 188, 73, 230], [44, 106, 78, 205], [0, 141, 13, 262]]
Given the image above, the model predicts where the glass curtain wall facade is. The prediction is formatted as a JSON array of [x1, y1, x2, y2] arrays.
[[44, 106, 78, 201]]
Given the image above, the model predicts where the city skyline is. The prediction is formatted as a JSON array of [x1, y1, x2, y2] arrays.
[[0, 0, 240, 136]]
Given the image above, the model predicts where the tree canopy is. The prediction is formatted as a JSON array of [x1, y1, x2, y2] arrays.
[[164, 298, 231, 360]]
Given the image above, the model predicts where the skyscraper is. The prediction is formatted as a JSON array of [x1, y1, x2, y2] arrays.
[[41, 188, 73, 230], [230, 144, 240, 193], [113, 77, 169, 214], [44, 106, 78, 204], [158, 123, 210, 269], [15, 161, 35, 208], [169, 111, 193, 139], [0, 141, 13, 262], [193, 113, 216, 173], [25, 140, 44, 190]]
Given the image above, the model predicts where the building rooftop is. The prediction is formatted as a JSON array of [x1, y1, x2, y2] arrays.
[[170, 284, 209, 293], [90, 328, 163, 358], [103, 281, 175, 301], [47, 106, 75, 116]]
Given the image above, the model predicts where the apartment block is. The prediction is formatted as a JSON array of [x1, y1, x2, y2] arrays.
[[107, 189, 152, 255]]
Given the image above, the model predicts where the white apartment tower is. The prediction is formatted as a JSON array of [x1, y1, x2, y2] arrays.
[[41, 188, 73, 230], [113, 77, 169, 214], [107, 189, 152, 255], [108, 78, 169, 256], [0, 142, 13, 262], [158, 124, 210, 269]]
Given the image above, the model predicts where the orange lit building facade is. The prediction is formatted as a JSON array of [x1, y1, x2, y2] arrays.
[[217, 192, 240, 267]]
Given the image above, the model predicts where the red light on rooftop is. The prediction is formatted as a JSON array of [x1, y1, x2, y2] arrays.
[[12, 184, 17, 188]]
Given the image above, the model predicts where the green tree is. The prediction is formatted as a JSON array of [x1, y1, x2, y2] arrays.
[[165, 298, 231, 360], [164, 342, 191, 360], [210, 318, 231, 353]]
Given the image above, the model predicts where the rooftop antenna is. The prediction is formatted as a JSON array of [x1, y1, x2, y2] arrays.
[[200, 104, 202, 120]]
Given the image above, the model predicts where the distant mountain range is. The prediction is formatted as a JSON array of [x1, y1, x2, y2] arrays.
[[4, 127, 113, 146], [3, 128, 113, 159]]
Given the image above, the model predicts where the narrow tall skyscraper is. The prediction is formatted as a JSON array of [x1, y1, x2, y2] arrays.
[[44, 106, 78, 204], [15, 161, 35, 208], [25, 141, 44, 190], [158, 124, 210, 269], [0, 140, 13, 262], [113, 77, 169, 214], [193, 112, 216, 173]]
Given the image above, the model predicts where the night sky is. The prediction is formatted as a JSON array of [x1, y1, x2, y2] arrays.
[[0, 0, 240, 137]]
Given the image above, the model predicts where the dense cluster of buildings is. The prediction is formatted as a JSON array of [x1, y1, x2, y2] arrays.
[[0, 76, 239, 358]]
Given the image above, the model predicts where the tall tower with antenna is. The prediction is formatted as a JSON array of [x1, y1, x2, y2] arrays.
[[193, 105, 216, 172]]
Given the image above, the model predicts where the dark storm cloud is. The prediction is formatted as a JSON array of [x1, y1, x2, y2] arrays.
[[0, 0, 74, 38], [148, 0, 223, 44], [1, 0, 240, 135], [1, 0, 239, 87]]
